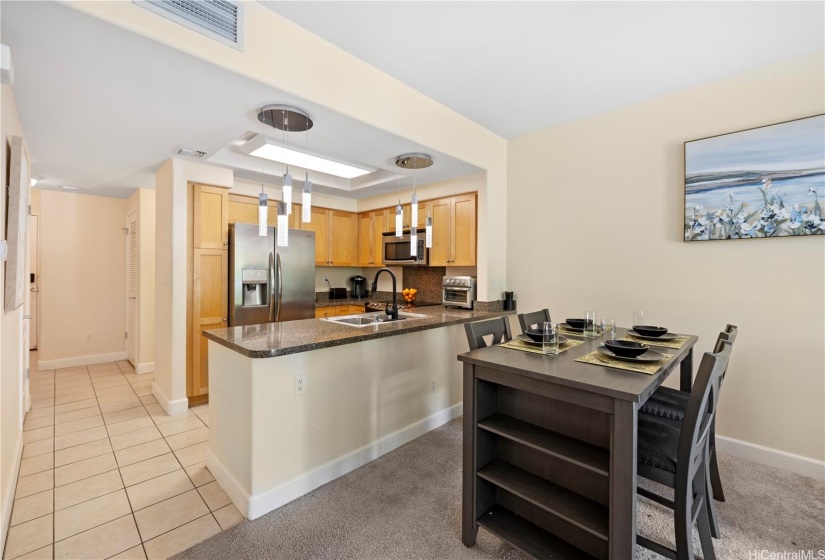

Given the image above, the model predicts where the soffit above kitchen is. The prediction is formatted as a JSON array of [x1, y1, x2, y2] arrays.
[[263, 1, 825, 139], [0, 1, 479, 199]]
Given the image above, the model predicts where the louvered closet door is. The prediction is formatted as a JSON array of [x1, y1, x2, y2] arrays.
[[126, 211, 138, 366]]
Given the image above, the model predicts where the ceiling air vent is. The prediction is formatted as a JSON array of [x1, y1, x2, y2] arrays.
[[174, 146, 208, 159], [134, 0, 243, 50]]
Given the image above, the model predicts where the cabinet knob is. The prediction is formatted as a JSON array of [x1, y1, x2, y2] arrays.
[[223, 318, 227, 322], [223, 241, 228, 246]]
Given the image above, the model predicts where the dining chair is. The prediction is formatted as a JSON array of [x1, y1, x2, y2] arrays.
[[640, 325, 737, 537], [636, 338, 732, 560], [516, 309, 551, 334], [464, 317, 512, 351]]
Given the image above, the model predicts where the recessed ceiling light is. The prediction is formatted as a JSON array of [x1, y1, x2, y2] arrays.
[[61, 185, 79, 191], [241, 135, 372, 179], [30, 175, 42, 187]]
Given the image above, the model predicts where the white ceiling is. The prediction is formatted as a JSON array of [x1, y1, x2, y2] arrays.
[[263, 1, 825, 139], [0, 1, 478, 198]]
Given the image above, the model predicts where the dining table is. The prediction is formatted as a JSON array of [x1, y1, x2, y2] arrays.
[[458, 326, 698, 560]]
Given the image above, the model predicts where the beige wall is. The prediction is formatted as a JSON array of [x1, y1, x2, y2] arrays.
[[507, 52, 825, 462], [38, 191, 128, 366], [127, 188, 156, 371]]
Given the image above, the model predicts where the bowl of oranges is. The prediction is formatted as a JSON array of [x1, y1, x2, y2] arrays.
[[402, 288, 418, 304]]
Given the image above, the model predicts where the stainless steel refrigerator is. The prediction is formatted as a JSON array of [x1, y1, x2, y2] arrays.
[[229, 223, 316, 327]]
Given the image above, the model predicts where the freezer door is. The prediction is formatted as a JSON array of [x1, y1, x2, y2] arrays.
[[229, 223, 275, 327], [274, 229, 316, 321]]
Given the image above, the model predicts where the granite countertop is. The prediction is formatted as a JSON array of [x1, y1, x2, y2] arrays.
[[315, 298, 371, 308], [203, 306, 514, 359]]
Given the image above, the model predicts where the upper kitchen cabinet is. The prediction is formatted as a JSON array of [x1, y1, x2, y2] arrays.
[[227, 194, 302, 229], [193, 184, 229, 249], [430, 193, 477, 266], [359, 210, 387, 266], [302, 206, 330, 265], [304, 207, 358, 266]]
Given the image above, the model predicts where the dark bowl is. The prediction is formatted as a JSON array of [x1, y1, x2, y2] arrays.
[[604, 340, 648, 358], [565, 318, 590, 329], [525, 328, 552, 343], [632, 325, 669, 338]]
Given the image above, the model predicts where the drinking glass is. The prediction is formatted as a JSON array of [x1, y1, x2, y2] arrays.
[[633, 309, 645, 327], [584, 311, 598, 338], [601, 318, 616, 340], [542, 321, 559, 355]]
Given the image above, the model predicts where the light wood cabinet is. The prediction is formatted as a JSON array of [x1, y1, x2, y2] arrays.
[[358, 210, 387, 266], [308, 208, 358, 266], [227, 194, 301, 230], [429, 193, 476, 266], [315, 304, 365, 318], [191, 248, 227, 398], [193, 185, 229, 249], [302, 206, 330, 266]]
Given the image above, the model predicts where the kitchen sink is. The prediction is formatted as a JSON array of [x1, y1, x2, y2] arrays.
[[323, 312, 428, 328]]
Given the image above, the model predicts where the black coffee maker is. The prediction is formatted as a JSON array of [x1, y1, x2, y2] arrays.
[[351, 275, 367, 299]]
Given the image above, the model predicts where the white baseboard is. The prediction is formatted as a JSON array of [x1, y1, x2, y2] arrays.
[[135, 362, 155, 375], [716, 435, 825, 481], [0, 431, 24, 559], [38, 351, 127, 371], [221, 402, 462, 520], [151, 382, 189, 416]]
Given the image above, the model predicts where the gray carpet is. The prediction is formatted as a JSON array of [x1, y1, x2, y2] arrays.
[[174, 419, 825, 560]]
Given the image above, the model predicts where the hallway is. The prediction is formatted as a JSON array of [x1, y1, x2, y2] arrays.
[[4, 354, 242, 559]]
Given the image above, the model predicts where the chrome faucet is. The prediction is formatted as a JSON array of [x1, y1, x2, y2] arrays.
[[370, 268, 399, 321]]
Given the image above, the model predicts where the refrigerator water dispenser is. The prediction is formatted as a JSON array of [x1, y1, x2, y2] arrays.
[[241, 269, 268, 307]]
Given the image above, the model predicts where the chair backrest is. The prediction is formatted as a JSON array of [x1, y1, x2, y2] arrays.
[[465, 317, 513, 351], [676, 339, 733, 489], [718, 324, 738, 381], [517, 309, 552, 334]]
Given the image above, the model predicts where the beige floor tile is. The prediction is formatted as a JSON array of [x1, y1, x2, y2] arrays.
[[54, 384, 93, 397], [108, 544, 146, 559], [53, 398, 98, 415], [132, 385, 153, 397], [142, 513, 220, 560], [22, 439, 53, 459], [13, 544, 53, 559], [54, 438, 112, 467], [3, 514, 53, 559], [54, 376, 91, 388], [54, 425, 108, 451], [110, 426, 162, 451], [89, 368, 122, 379], [126, 470, 194, 512], [95, 384, 133, 397], [100, 398, 144, 414], [172, 442, 208, 468], [15, 471, 54, 499], [147, 408, 194, 426], [104, 406, 148, 425], [213, 503, 243, 530], [157, 416, 205, 437], [10, 490, 53, 527], [133, 489, 209, 541], [29, 398, 54, 410], [54, 514, 141, 560], [127, 374, 152, 384], [55, 470, 123, 511], [54, 406, 101, 425], [183, 462, 214, 487], [54, 414, 104, 436], [119, 453, 181, 487], [106, 416, 155, 437], [23, 426, 54, 444], [196, 481, 231, 511], [143, 403, 163, 414], [54, 391, 96, 405], [18, 453, 54, 477], [29, 380, 54, 390], [115, 438, 171, 467], [139, 395, 157, 405], [55, 489, 131, 541], [197, 413, 209, 427], [89, 362, 120, 371], [24, 406, 55, 420], [190, 404, 208, 415], [94, 380, 130, 391], [54, 453, 118, 487], [22, 415, 55, 431], [92, 373, 127, 384], [29, 389, 54, 399], [165, 427, 209, 451], [56, 365, 87, 373], [97, 391, 139, 405]]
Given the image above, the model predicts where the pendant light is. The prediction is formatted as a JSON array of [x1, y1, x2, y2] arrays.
[[395, 153, 434, 250], [277, 201, 288, 247], [425, 165, 433, 248], [258, 107, 268, 236], [281, 114, 292, 216], [395, 178, 403, 237], [302, 124, 312, 222]]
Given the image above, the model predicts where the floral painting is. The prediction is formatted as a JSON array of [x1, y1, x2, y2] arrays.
[[685, 115, 825, 241]]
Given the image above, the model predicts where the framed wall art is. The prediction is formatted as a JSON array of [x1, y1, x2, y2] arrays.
[[684, 115, 825, 241]]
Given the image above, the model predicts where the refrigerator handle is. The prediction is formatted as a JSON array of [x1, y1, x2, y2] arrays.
[[276, 252, 283, 322], [268, 252, 276, 322]]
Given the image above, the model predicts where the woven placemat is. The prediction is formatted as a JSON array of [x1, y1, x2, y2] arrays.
[[619, 333, 690, 349], [499, 338, 585, 355], [557, 325, 603, 337], [575, 350, 669, 374]]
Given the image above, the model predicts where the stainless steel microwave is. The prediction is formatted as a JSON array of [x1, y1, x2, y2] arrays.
[[382, 231, 428, 266]]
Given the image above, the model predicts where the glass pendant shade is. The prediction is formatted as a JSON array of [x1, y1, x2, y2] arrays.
[[411, 193, 418, 228], [258, 192, 268, 236], [395, 204, 403, 237], [425, 214, 433, 248], [410, 226, 417, 254], [282, 171, 293, 215], [302, 174, 312, 223], [277, 201, 288, 246]]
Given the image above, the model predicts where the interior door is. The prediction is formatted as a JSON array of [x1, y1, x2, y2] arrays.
[[28, 214, 39, 350], [126, 210, 138, 365]]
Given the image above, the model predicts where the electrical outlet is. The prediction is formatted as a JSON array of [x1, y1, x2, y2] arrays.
[[294, 374, 306, 396], [84, 333, 92, 342], [430, 378, 436, 393]]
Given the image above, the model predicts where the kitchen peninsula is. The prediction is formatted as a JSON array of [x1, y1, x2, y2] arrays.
[[202, 305, 511, 520]]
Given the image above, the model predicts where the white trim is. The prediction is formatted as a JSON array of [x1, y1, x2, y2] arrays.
[[716, 435, 825, 481], [216, 402, 461, 520], [152, 381, 188, 416], [38, 351, 127, 371], [0, 431, 24, 559], [135, 362, 155, 374]]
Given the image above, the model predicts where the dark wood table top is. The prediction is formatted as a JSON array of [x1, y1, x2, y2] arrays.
[[458, 328, 698, 402]]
